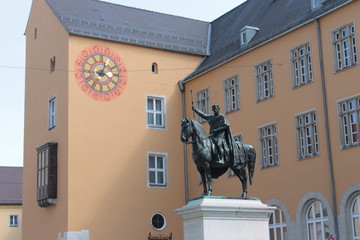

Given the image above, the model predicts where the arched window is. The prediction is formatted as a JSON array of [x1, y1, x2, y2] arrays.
[[269, 208, 287, 240], [351, 195, 360, 239], [152, 62, 158, 74], [306, 201, 330, 240]]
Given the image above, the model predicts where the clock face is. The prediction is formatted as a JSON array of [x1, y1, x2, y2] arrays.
[[74, 45, 128, 101]]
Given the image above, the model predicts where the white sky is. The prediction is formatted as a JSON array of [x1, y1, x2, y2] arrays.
[[0, 0, 246, 167]]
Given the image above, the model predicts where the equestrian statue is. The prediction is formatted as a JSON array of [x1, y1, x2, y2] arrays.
[[180, 103, 256, 198]]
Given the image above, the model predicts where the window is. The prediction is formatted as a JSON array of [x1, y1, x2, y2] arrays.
[[50, 56, 56, 73], [255, 60, 274, 102], [196, 88, 210, 123], [240, 26, 259, 47], [258, 123, 278, 168], [269, 208, 287, 240], [306, 201, 330, 240], [36, 142, 58, 207], [241, 31, 247, 45], [48, 97, 56, 130], [148, 153, 167, 187], [9, 215, 19, 227], [147, 96, 165, 129], [351, 195, 360, 240], [224, 75, 240, 113], [152, 62, 158, 74], [312, 0, 324, 9], [291, 43, 313, 88], [296, 110, 319, 159], [332, 23, 358, 72], [338, 94, 360, 148], [233, 133, 243, 143], [151, 213, 167, 230]]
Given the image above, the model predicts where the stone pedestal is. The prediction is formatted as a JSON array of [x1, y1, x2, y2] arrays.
[[175, 197, 275, 240]]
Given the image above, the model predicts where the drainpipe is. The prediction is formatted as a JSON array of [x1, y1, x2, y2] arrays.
[[315, 18, 339, 239], [178, 80, 189, 203]]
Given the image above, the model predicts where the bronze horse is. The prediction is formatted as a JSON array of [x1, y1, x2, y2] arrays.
[[180, 118, 256, 198]]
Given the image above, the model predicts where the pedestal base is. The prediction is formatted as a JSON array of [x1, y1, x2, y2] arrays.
[[175, 197, 275, 240]]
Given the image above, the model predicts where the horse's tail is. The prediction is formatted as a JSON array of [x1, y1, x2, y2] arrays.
[[246, 145, 256, 185]]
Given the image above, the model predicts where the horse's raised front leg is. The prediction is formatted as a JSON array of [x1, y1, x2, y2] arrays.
[[197, 166, 208, 196]]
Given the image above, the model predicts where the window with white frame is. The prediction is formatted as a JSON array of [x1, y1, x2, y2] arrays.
[[332, 22, 358, 72], [296, 110, 319, 159], [258, 123, 278, 168], [9, 215, 19, 227], [196, 88, 210, 122], [224, 75, 240, 113], [306, 201, 330, 240], [255, 60, 274, 102], [269, 208, 287, 240], [338, 94, 360, 148], [147, 96, 165, 129], [291, 43, 313, 88], [48, 97, 56, 130], [151, 213, 167, 231], [351, 195, 360, 240], [147, 153, 167, 187]]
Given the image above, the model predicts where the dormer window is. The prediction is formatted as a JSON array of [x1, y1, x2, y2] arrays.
[[240, 26, 259, 47], [312, 0, 325, 9]]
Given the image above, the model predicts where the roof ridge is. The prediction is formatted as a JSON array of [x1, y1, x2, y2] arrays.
[[89, 0, 210, 23]]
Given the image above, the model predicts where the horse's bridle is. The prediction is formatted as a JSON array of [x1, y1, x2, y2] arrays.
[[182, 119, 209, 145]]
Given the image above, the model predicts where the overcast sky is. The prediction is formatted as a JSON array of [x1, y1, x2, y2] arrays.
[[0, 0, 246, 167]]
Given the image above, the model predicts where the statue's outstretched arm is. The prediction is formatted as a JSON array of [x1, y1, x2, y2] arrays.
[[192, 106, 209, 119]]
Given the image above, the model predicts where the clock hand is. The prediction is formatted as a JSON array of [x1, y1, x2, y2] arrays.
[[94, 68, 102, 80], [97, 59, 110, 77], [105, 71, 113, 78]]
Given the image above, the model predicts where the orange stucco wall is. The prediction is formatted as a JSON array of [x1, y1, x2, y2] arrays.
[[65, 36, 202, 239], [24, 0, 69, 239]]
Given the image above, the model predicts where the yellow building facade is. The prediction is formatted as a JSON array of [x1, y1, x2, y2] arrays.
[[0, 167, 22, 240], [24, 0, 360, 240]]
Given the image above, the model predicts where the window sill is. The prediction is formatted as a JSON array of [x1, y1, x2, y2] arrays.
[[148, 184, 168, 188], [260, 164, 279, 169], [225, 108, 240, 115], [334, 63, 358, 74], [341, 143, 360, 150], [293, 80, 314, 89], [297, 153, 319, 160], [256, 95, 275, 103], [147, 126, 166, 130]]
